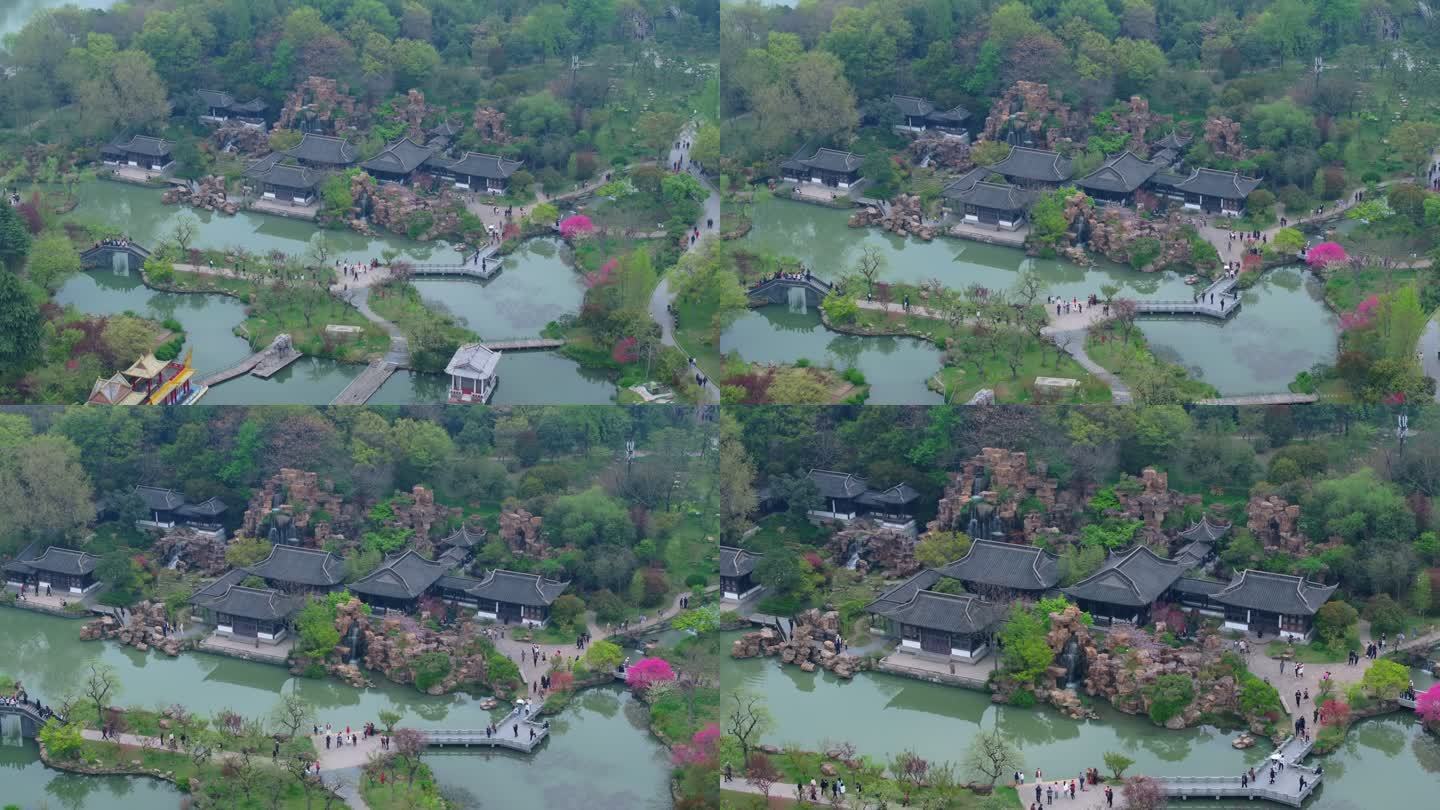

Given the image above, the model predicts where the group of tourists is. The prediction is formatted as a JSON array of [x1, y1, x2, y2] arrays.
[[794, 776, 851, 802], [95, 236, 134, 249], [13, 582, 53, 598], [1018, 767, 1113, 807], [1049, 296, 1087, 316], [1429, 162, 1440, 191]]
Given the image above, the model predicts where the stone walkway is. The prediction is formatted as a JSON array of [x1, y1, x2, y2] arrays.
[[1421, 314, 1440, 402], [651, 120, 721, 402], [341, 287, 410, 367]]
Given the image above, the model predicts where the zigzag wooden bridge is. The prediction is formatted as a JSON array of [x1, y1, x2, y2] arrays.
[[420, 705, 549, 753], [1134, 275, 1241, 320]]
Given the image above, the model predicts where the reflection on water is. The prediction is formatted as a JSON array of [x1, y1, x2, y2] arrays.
[[412, 238, 583, 339], [2, 612, 668, 808], [723, 632, 1437, 807], [1138, 266, 1338, 394], [720, 306, 943, 404]]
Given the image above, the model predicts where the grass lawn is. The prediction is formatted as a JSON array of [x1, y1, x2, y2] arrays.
[[933, 344, 1110, 404], [1266, 640, 1351, 664], [58, 740, 321, 809], [1085, 332, 1218, 402], [674, 292, 726, 381], [360, 762, 447, 810], [664, 514, 718, 593], [244, 292, 390, 362], [745, 514, 827, 550]]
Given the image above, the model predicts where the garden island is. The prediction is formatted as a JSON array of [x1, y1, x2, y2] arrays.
[[0, 405, 721, 810], [717, 404, 1439, 809], [0, 0, 722, 407], [692, 0, 1440, 405]]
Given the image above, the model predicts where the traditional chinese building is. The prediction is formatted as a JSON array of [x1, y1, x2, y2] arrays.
[[360, 137, 435, 185], [197, 89, 267, 125], [426, 152, 522, 192], [245, 154, 321, 205], [117, 351, 199, 405], [243, 545, 347, 595], [780, 148, 865, 188], [890, 95, 970, 137], [805, 469, 920, 530], [988, 146, 1073, 190], [3, 543, 100, 595], [283, 133, 359, 169], [132, 486, 228, 534], [1076, 151, 1166, 206], [942, 167, 1033, 230], [867, 572, 1005, 662], [1149, 167, 1261, 216], [189, 569, 298, 644], [933, 539, 1060, 600], [348, 549, 451, 613], [445, 343, 500, 404], [720, 546, 763, 603], [1061, 546, 1189, 627], [101, 136, 175, 172], [462, 569, 569, 626], [1212, 570, 1336, 642]]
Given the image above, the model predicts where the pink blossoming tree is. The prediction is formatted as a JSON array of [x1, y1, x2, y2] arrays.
[[670, 724, 719, 766], [1417, 683, 1440, 730], [559, 214, 595, 239], [626, 657, 677, 692], [1305, 241, 1347, 268]]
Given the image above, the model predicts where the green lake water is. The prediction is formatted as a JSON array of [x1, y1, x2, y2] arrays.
[[723, 632, 1440, 807], [49, 182, 614, 403], [0, 610, 669, 808], [720, 307, 943, 404], [411, 238, 585, 339], [735, 199, 1340, 396]]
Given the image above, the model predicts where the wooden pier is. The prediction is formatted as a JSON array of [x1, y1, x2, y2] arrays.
[[482, 338, 565, 351], [330, 360, 398, 405], [421, 705, 548, 753], [405, 246, 501, 280]]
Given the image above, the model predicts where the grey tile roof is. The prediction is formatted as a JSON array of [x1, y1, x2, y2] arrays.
[[135, 485, 186, 511], [435, 574, 483, 592], [445, 343, 500, 378], [948, 180, 1033, 211], [176, 497, 227, 518], [1149, 170, 1191, 189], [927, 104, 970, 125], [439, 525, 487, 550], [20, 546, 100, 576], [428, 119, 461, 138], [941, 167, 994, 198], [806, 148, 864, 173], [1178, 515, 1231, 543], [990, 146, 1072, 182], [190, 570, 298, 621], [348, 549, 449, 600], [1062, 546, 1187, 607], [936, 539, 1060, 591], [1077, 151, 1163, 194], [112, 135, 173, 157], [466, 569, 569, 606], [1214, 570, 1336, 616], [360, 137, 434, 175], [245, 545, 346, 587], [255, 162, 320, 190], [1173, 577, 1226, 596], [198, 89, 235, 109], [429, 151, 522, 179], [857, 483, 920, 508], [1151, 131, 1193, 151], [892, 95, 935, 118], [808, 469, 869, 499], [872, 590, 1005, 635], [719, 546, 761, 578], [284, 133, 358, 165], [865, 569, 944, 613], [1172, 540, 1214, 568], [1170, 168, 1262, 200]]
